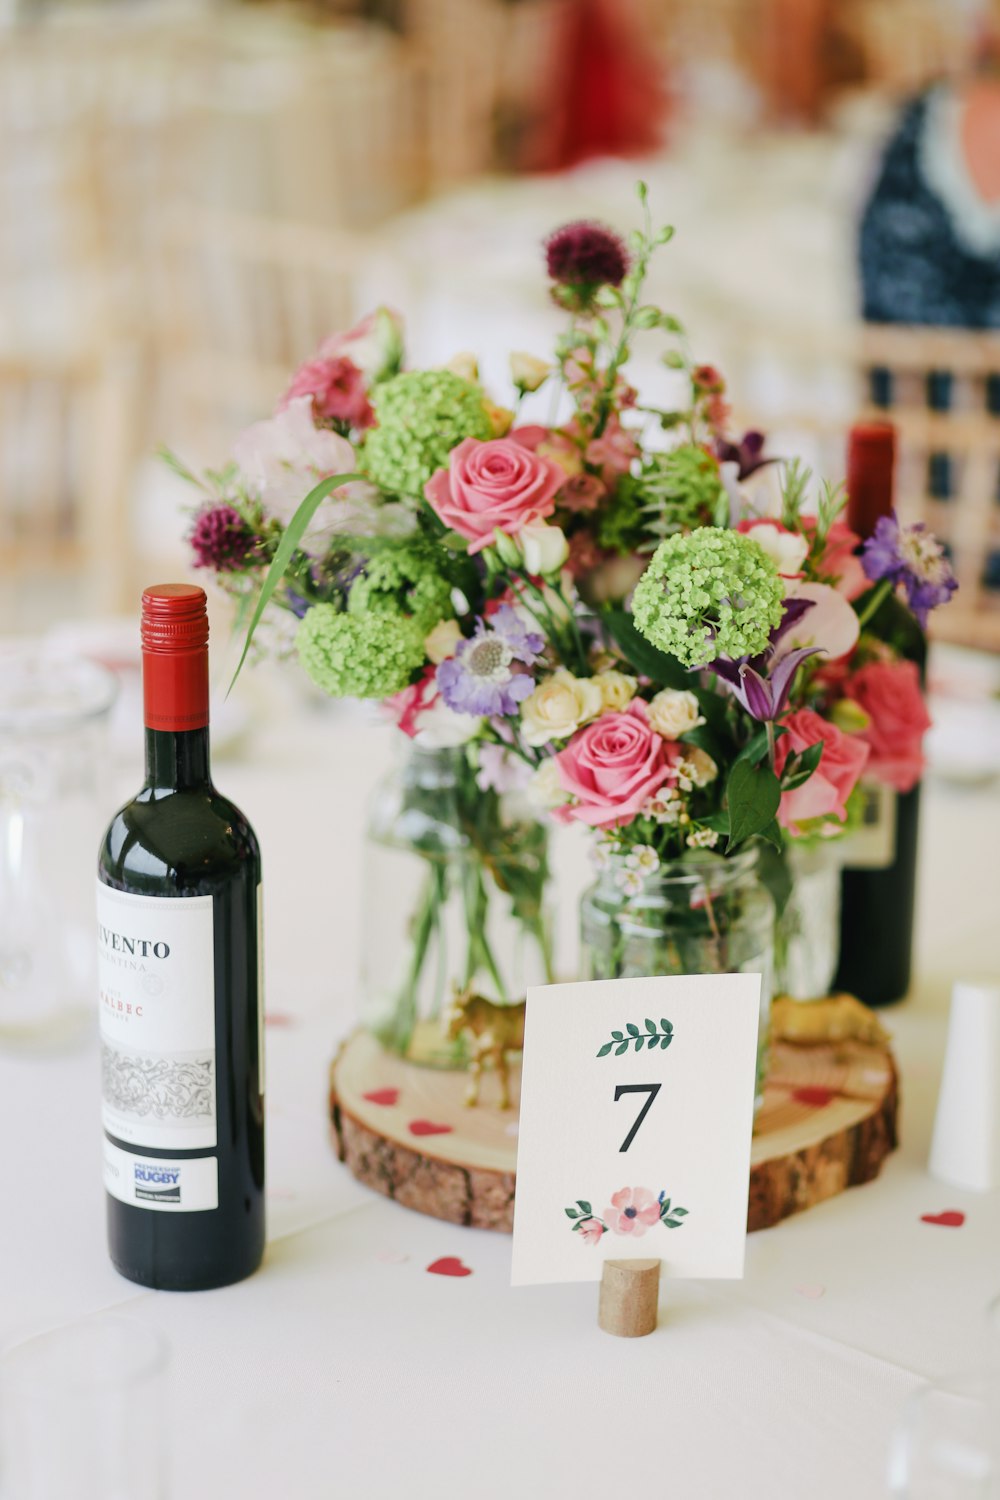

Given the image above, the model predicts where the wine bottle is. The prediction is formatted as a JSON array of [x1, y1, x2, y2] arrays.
[[97, 585, 265, 1289], [835, 422, 924, 1006]]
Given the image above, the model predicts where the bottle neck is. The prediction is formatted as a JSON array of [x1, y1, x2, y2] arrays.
[[144, 726, 212, 790], [141, 637, 210, 788]]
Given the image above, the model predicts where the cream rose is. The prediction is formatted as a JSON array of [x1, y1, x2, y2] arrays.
[[529, 757, 570, 808], [520, 669, 605, 747], [510, 352, 552, 392], [596, 669, 637, 713], [424, 619, 463, 664], [646, 689, 705, 740], [678, 748, 718, 787]]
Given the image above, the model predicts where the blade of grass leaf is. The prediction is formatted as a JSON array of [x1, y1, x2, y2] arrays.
[[227, 471, 358, 696]]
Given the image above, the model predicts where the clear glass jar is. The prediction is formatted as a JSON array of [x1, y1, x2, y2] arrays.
[[580, 849, 775, 1111], [361, 742, 553, 1067], [775, 844, 841, 1000]]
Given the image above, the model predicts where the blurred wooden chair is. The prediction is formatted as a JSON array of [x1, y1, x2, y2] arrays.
[[842, 0, 970, 93], [0, 352, 138, 632], [858, 323, 1000, 652], [149, 202, 375, 461]]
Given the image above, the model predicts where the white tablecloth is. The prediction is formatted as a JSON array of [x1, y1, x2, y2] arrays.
[[2, 698, 999, 1500]]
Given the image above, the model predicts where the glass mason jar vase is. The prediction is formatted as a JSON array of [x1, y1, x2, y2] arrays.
[[361, 742, 553, 1067], [580, 849, 775, 1111], [775, 844, 842, 1001]]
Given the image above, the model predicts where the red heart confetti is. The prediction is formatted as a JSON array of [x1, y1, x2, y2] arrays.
[[363, 1088, 400, 1106], [792, 1085, 835, 1108], [426, 1257, 472, 1278], [920, 1210, 965, 1228], [264, 1011, 295, 1027], [409, 1119, 453, 1137]]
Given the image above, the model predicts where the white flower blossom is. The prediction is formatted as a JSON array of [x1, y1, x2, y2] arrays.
[[626, 844, 660, 876], [685, 827, 719, 849], [614, 866, 645, 897]]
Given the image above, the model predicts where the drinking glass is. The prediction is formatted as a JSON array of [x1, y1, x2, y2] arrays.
[[889, 1372, 1000, 1497], [0, 1315, 169, 1499], [0, 647, 117, 1048]]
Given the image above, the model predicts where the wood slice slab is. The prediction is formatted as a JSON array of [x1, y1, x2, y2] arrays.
[[329, 1029, 898, 1234]]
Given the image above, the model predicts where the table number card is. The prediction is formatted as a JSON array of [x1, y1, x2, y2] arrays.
[[511, 973, 761, 1287]]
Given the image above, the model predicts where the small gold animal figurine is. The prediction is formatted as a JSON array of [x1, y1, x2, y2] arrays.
[[771, 992, 891, 1047], [443, 989, 526, 1109]]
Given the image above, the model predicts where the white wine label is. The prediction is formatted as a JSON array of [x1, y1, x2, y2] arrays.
[[103, 1139, 218, 1213], [840, 780, 897, 871], [97, 884, 217, 1151]]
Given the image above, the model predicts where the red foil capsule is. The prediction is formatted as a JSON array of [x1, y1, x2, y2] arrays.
[[141, 584, 210, 732]]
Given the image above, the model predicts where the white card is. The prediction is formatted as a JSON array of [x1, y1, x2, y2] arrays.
[[511, 973, 761, 1286]]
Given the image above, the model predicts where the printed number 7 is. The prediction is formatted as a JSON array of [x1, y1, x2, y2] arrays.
[[614, 1083, 661, 1152]]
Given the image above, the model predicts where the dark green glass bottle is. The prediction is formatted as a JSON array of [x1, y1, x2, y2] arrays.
[[97, 585, 265, 1288]]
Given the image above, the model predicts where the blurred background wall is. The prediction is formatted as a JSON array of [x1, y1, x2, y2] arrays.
[[2, 0, 999, 652]]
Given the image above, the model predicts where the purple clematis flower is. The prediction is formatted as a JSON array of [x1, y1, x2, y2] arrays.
[[707, 598, 822, 722], [714, 430, 772, 480], [861, 513, 957, 627], [436, 605, 544, 718]]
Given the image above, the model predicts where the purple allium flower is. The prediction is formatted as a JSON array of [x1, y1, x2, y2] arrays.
[[708, 598, 822, 722], [190, 504, 257, 572], [436, 605, 544, 718], [861, 513, 957, 628], [544, 221, 629, 288]]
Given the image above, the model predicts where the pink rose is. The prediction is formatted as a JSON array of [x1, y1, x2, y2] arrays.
[[279, 354, 374, 430], [424, 437, 564, 554], [604, 1187, 661, 1237], [578, 1217, 606, 1246], [774, 708, 870, 832], [841, 658, 931, 793], [552, 699, 673, 829]]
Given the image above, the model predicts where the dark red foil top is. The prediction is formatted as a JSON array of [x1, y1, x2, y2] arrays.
[[846, 421, 896, 540], [141, 584, 210, 732]]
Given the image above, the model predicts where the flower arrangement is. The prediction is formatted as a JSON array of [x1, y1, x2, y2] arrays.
[[167, 183, 955, 1041]]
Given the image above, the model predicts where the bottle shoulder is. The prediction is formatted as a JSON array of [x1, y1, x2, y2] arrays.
[[98, 784, 260, 892]]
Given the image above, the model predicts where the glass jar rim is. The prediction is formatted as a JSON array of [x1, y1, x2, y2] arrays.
[[595, 845, 761, 885]]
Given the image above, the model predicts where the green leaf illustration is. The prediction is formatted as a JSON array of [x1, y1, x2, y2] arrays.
[[565, 1208, 579, 1219], [578, 1200, 592, 1215], [598, 1019, 676, 1056], [615, 1041, 629, 1056], [673, 1207, 688, 1216], [611, 1031, 624, 1041], [660, 1019, 673, 1033], [626, 1023, 640, 1037], [660, 1035, 672, 1049], [597, 1042, 613, 1058], [634, 1036, 644, 1051], [645, 1019, 657, 1034]]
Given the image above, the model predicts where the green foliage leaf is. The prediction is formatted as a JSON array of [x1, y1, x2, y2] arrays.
[[660, 1019, 672, 1033], [634, 1036, 644, 1051], [611, 1031, 624, 1041], [660, 1034, 672, 1049], [645, 1018, 657, 1034], [604, 609, 690, 689], [615, 1041, 629, 1056], [780, 740, 824, 791], [565, 1208, 579, 1219], [626, 1022, 640, 1036], [596, 1042, 613, 1057], [578, 1200, 592, 1215], [228, 471, 359, 695], [726, 758, 782, 852]]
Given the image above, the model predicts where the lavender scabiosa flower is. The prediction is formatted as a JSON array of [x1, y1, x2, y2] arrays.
[[708, 598, 821, 722], [190, 504, 257, 571], [436, 605, 544, 718], [861, 513, 957, 627]]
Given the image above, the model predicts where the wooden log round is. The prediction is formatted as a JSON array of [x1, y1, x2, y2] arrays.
[[329, 1028, 898, 1234]]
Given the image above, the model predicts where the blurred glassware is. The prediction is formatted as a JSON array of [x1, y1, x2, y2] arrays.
[[888, 1372, 1000, 1497], [775, 842, 842, 1000], [0, 647, 117, 1049], [0, 1315, 168, 1500]]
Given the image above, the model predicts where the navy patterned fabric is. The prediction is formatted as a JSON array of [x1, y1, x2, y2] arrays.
[[859, 93, 1000, 329]]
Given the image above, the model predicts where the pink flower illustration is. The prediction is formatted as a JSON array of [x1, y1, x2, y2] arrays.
[[578, 1218, 606, 1246], [603, 1187, 661, 1237]]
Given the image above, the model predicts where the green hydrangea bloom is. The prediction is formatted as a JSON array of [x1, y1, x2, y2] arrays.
[[362, 370, 493, 496], [347, 541, 453, 633], [296, 605, 425, 699], [632, 528, 784, 668]]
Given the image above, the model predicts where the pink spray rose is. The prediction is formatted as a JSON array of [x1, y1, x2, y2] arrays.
[[603, 1187, 661, 1237], [424, 437, 564, 554], [552, 699, 674, 829], [840, 658, 931, 793], [774, 708, 870, 832], [558, 471, 606, 512], [578, 1218, 606, 1246], [808, 518, 867, 601], [582, 414, 640, 485], [279, 355, 374, 430]]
